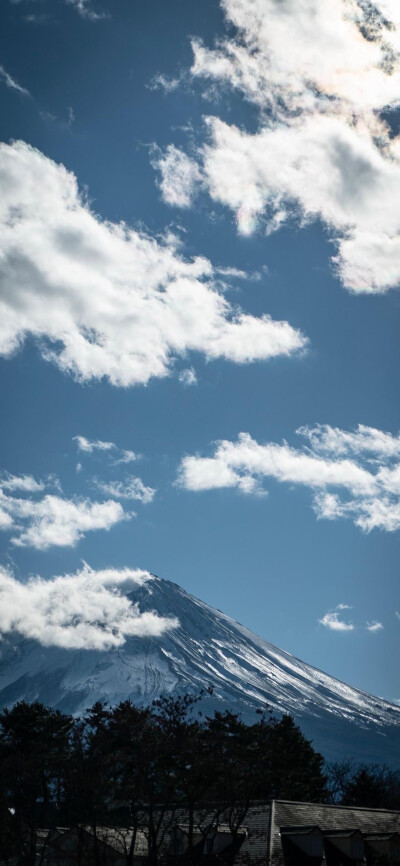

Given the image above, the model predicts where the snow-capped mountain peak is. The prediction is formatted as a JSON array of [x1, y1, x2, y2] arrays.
[[0, 574, 399, 763]]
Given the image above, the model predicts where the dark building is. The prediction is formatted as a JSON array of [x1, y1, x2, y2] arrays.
[[6, 801, 400, 866]]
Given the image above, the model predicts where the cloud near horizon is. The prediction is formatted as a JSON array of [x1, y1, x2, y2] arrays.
[[155, 0, 400, 293], [0, 565, 179, 649], [177, 424, 400, 532], [0, 141, 307, 387]]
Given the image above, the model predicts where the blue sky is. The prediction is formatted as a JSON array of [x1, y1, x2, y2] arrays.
[[0, 0, 400, 700]]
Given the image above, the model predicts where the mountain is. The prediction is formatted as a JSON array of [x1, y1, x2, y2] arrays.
[[0, 574, 399, 763]]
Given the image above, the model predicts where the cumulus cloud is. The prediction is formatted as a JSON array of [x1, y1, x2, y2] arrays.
[[11, 497, 127, 549], [0, 472, 128, 549], [93, 476, 156, 504], [0, 141, 307, 385], [0, 565, 179, 649], [157, 0, 400, 293], [0, 65, 30, 97], [177, 423, 400, 532]]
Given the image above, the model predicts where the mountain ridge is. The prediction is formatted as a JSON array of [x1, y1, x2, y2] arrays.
[[0, 574, 399, 764]]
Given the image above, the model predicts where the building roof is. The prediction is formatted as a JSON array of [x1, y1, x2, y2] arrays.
[[270, 800, 400, 864]]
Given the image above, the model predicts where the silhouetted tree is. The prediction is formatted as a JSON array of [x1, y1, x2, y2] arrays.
[[0, 701, 73, 865]]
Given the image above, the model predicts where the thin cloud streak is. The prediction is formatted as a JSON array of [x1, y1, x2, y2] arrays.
[[73, 436, 116, 454], [0, 65, 30, 97], [73, 436, 139, 465]]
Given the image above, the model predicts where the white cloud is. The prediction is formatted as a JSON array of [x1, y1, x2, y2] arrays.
[[3, 493, 127, 550], [147, 73, 181, 94], [190, 1, 400, 114], [0, 565, 179, 649], [160, 0, 400, 293], [0, 472, 46, 493], [178, 431, 377, 494], [0, 141, 307, 385], [112, 449, 139, 466], [319, 610, 354, 632], [0, 65, 30, 97], [177, 424, 400, 532], [93, 476, 155, 504], [320, 606, 383, 632], [73, 436, 139, 465], [179, 367, 198, 386], [366, 621, 384, 632], [154, 145, 203, 208], [73, 435, 116, 454], [0, 472, 128, 549], [298, 424, 400, 460], [65, 0, 107, 21], [0, 510, 13, 530]]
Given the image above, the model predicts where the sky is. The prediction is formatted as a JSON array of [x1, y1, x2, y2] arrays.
[[0, 0, 399, 701]]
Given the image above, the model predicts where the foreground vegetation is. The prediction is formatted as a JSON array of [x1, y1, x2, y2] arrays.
[[1, 693, 399, 862]]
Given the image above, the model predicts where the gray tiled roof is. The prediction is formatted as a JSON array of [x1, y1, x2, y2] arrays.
[[270, 800, 400, 864]]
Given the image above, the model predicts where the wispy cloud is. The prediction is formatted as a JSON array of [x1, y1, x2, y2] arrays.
[[73, 435, 116, 454], [177, 424, 400, 532], [157, 0, 400, 294], [112, 450, 138, 466], [319, 605, 383, 633], [0, 141, 307, 386], [179, 367, 197, 386], [299, 424, 400, 461], [73, 436, 139, 465], [0, 472, 46, 493], [366, 621, 384, 632], [0, 565, 179, 649], [147, 73, 181, 94], [93, 476, 156, 504], [65, 0, 108, 21], [319, 609, 354, 632], [0, 65, 30, 97], [153, 145, 203, 208]]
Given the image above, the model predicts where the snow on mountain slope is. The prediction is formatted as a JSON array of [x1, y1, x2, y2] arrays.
[[0, 574, 399, 763]]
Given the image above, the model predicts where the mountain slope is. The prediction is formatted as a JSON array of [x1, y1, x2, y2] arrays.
[[0, 574, 399, 763]]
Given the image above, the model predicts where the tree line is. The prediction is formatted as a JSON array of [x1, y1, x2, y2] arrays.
[[0, 693, 399, 864]]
